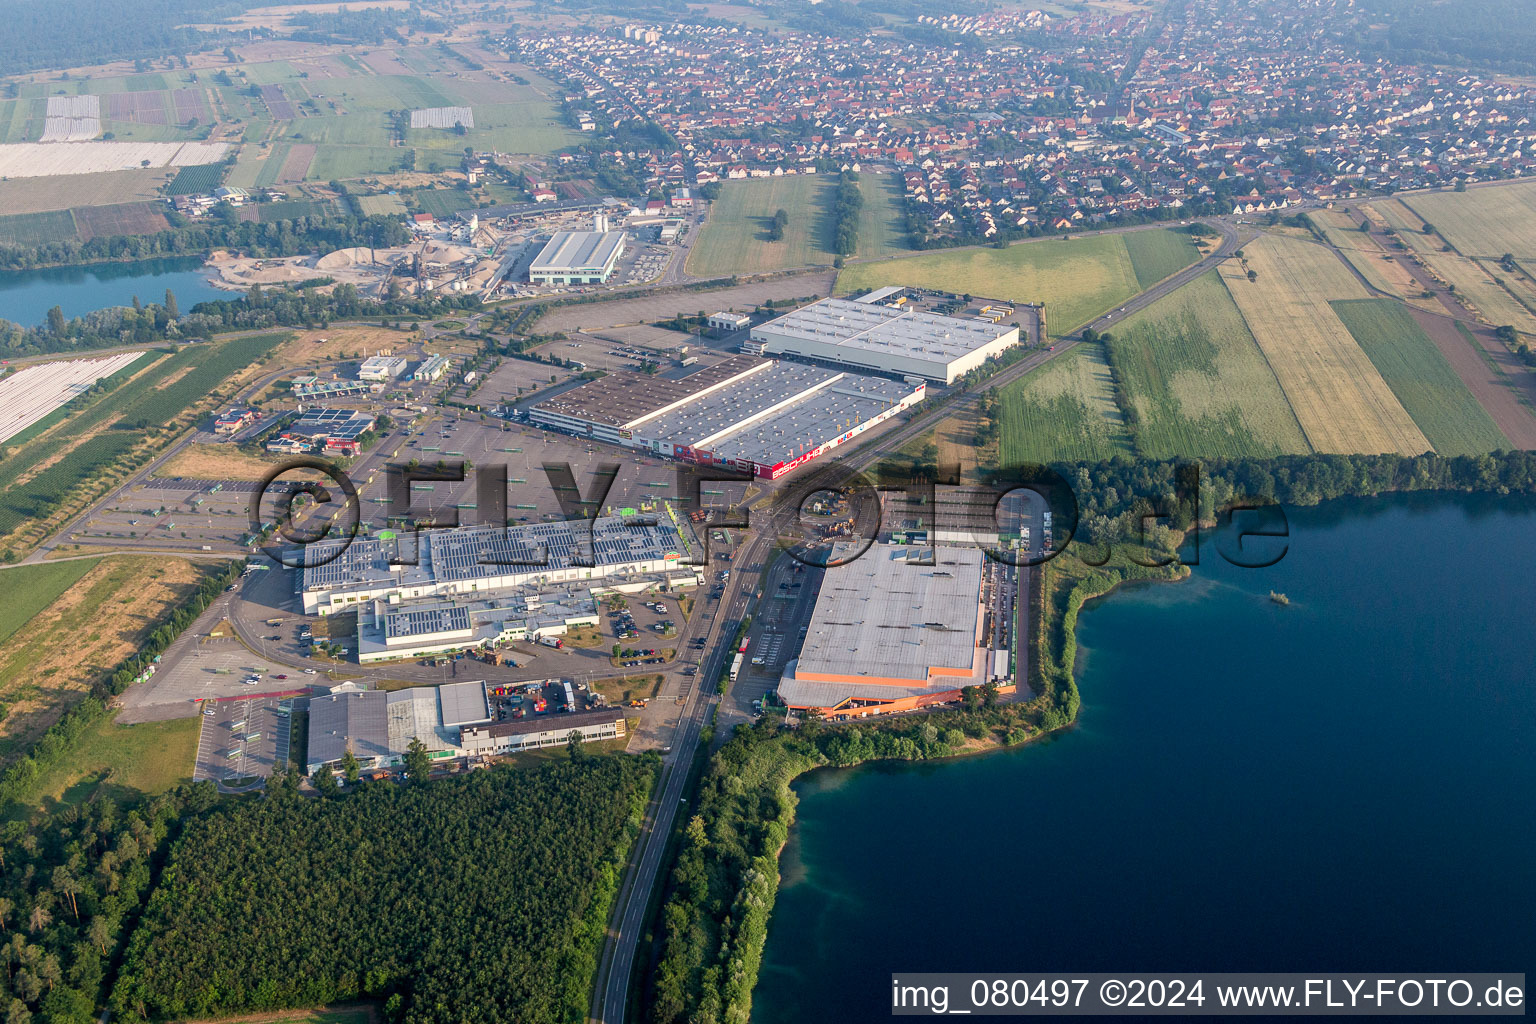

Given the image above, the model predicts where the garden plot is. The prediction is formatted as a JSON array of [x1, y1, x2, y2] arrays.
[[0, 140, 229, 177], [105, 91, 169, 125]]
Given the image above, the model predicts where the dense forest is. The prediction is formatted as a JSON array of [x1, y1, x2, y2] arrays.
[[287, 6, 445, 45], [0, 0, 220, 75], [0, 211, 413, 274], [1357, 0, 1536, 74], [0, 785, 221, 1024], [113, 757, 655, 1024]]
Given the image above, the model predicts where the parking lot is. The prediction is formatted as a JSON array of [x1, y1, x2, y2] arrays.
[[728, 554, 820, 724], [193, 692, 298, 783], [118, 636, 321, 722]]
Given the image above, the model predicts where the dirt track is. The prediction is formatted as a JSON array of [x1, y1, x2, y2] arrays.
[[533, 271, 835, 334]]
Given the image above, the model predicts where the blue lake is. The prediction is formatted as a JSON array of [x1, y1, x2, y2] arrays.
[[753, 493, 1536, 1022], [0, 257, 229, 327]]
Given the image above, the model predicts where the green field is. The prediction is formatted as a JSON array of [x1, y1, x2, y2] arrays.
[[1122, 229, 1202, 290], [9, 714, 197, 810], [307, 145, 412, 181], [1331, 299, 1510, 455], [0, 560, 100, 646], [688, 175, 838, 274], [837, 230, 1199, 334], [414, 187, 478, 217], [413, 100, 579, 155], [1104, 272, 1310, 458], [997, 344, 1134, 464], [0, 208, 78, 246], [166, 163, 226, 196], [853, 173, 911, 260]]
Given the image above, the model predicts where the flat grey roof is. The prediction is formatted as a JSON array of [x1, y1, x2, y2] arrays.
[[439, 680, 491, 728], [299, 516, 689, 595], [530, 230, 626, 272], [792, 545, 984, 686], [307, 690, 389, 765], [639, 365, 915, 468], [755, 298, 1014, 362], [387, 604, 471, 639]]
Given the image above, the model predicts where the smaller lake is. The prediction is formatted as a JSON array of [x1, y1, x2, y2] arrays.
[[0, 257, 231, 327]]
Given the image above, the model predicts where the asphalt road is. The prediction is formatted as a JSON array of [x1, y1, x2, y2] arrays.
[[590, 530, 769, 1024]]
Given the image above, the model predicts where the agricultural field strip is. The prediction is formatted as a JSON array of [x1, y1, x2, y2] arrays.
[[998, 343, 1133, 463], [1400, 182, 1536, 260], [0, 141, 228, 178], [1330, 298, 1510, 456], [1310, 209, 1439, 307], [1217, 235, 1429, 456], [0, 352, 147, 444], [1104, 271, 1310, 458], [1382, 209, 1536, 334]]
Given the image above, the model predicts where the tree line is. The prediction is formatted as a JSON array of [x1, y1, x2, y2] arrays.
[[0, 211, 413, 274], [829, 170, 863, 257], [0, 280, 481, 356], [646, 703, 1046, 1024]]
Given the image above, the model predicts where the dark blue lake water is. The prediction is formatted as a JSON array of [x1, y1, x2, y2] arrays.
[[0, 257, 228, 327], [754, 493, 1536, 1022]]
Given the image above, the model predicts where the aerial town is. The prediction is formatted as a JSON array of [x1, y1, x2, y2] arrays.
[[0, 0, 1533, 1022]]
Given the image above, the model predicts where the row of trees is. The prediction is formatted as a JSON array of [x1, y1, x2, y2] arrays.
[[1, 280, 481, 357], [0, 211, 413, 273], [829, 171, 863, 256], [113, 757, 655, 1024]]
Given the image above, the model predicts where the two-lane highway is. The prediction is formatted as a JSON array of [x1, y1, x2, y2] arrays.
[[590, 530, 769, 1024]]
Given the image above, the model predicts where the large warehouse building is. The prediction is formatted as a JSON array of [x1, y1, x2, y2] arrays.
[[528, 354, 922, 479], [777, 545, 1010, 719], [748, 296, 1020, 383], [306, 679, 491, 773], [528, 230, 626, 284], [296, 514, 696, 615]]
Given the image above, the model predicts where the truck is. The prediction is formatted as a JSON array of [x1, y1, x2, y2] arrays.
[[538, 636, 564, 649]]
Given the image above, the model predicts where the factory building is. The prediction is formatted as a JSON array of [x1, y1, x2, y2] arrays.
[[460, 707, 626, 756], [529, 229, 626, 285], [777, 545, 1009, 719], [305, 679, 493, 773], [707, 311, 751, 333], [527, 355, 922, 479], [295, 515, 696, 615], [358, 355, 408, 382], [413, 354, 452, 381], [748, 296, 1019, 384]]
